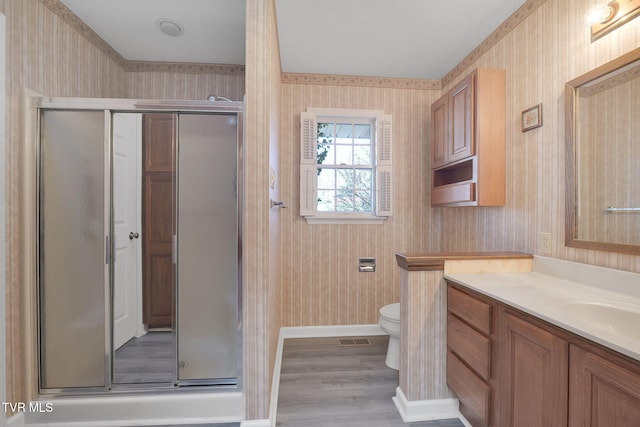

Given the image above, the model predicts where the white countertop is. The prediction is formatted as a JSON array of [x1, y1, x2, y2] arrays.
[[445, 257, 640, 362]]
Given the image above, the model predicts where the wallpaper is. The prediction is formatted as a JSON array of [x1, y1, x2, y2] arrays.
[[277, 0, 640, 330], [5, 0, 127, 407], [279, 84, 442, 326], [437, 0, 640, 274], [244, 0, 282, 420], [5, 0, 640, 421], [127, 72, 244, 101], [4, 0, 246, 411]]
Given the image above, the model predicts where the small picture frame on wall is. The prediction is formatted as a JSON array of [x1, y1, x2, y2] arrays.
[[522, 103, 542, 132]]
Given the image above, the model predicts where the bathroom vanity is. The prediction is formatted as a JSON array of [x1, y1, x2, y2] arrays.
[[394, 253, 640, 426], [446, 258, 640, 427]]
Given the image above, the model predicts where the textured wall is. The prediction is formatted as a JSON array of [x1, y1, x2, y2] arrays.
[[399, 269, 450, 401], [127, 71, 244, 101], [280, 84, 442, 326], [5, 0, 248, 410], [7, 0, 640, 420], [244, 0, 281, 420], [438, 0, 640, 273], [5, 0, 128, 406]]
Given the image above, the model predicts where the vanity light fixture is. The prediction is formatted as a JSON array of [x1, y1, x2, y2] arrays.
[[584, 3, 616, 26], [587, 0, 640, 41]]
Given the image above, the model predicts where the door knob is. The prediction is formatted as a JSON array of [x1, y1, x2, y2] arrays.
[[129, 232, 140, 240]]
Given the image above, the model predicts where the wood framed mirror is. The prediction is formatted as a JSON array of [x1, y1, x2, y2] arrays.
[[565, 47, 640, 255]]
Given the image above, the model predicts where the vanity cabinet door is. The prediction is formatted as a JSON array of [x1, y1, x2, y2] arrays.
[[498, 309, 568, 427], [431, 94, 449, 168], [569, 345, 640, 427], [449, 74, 474, 163]]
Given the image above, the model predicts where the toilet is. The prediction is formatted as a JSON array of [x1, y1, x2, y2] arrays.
[[378, 303, 400, 370]]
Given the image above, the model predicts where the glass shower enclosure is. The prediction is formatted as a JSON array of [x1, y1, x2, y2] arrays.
[[36, 98, 242, 393]]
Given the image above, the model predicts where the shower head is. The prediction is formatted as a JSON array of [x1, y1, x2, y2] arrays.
[[207, 95, 233, 102]]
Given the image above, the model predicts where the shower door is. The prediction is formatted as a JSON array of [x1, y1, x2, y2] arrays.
[[39, 110, 109, 391], [36, 100, 242, 394], [176, 114, 239, 384]]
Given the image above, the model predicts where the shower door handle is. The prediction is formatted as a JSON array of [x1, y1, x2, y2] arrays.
[[129, 232, 140, 240], [172, 235, 177, 264]]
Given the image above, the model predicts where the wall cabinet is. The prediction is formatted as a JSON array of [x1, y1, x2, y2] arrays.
[[433, 74, 474, 168], [446, 281, 640, 427], [431, 69, 505, 207], [431, 94, 449, 168]]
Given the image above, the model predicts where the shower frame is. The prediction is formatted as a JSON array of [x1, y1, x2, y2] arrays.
[[25, 96, 244, 397]]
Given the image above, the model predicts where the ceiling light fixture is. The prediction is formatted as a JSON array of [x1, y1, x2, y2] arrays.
[[156, 18, 184, 37]]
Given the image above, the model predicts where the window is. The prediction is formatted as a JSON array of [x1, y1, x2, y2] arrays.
[[300, 108, 392, 223]]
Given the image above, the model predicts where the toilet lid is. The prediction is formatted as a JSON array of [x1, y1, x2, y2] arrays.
[[380, 303, 400, 321]]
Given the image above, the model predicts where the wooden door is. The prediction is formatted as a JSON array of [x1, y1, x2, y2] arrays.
[[498, 309, 568, 427], [431, 94, 449, 168], [449, 73, 474, 163], [142, 113, 175, 328], [113, 113, 142, 348], [569, 345, 640, 427]]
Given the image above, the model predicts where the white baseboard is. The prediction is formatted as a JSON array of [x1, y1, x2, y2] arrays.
[[240, 420, 270, 427], [7, 413, 25, 427], [458, 413, 473, 427], [279, 324, 384, 339], [267, 328, 286, 427], [23, 392, 243, 426], [268, 324, 384, 426], [392, 387, 462, 423]]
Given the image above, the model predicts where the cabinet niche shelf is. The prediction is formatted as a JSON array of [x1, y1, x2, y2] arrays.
[[430, 68, 506, 207]]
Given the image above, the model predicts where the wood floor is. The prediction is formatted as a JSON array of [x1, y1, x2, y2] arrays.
[[114, 331, 173, 384], [150, 424, 239, 427], [117, 334, 463, 426], [276, 335, 464, 427]]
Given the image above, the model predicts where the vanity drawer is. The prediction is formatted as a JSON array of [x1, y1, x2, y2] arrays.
[[448, 313, 491, 380], [447, 350, 491, 427], [448, 286, 492, 335]]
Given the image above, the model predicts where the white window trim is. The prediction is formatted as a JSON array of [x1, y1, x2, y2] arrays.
[[300, 108, 392, 224], [305, 213, 388, 225]]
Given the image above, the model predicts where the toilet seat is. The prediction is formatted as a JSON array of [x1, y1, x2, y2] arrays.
[[379, 303, 400, 323]]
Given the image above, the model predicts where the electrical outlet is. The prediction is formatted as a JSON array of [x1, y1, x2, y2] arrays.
[[539, 232, 552, 256]]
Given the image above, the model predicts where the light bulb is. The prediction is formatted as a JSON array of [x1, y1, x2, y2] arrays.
[[584, 3, 615, 26]]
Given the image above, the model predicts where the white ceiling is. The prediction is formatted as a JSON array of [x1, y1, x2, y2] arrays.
[[60, 0, 247, 65], [275, 0, 526, 79], [60, 0, 527, 80]]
